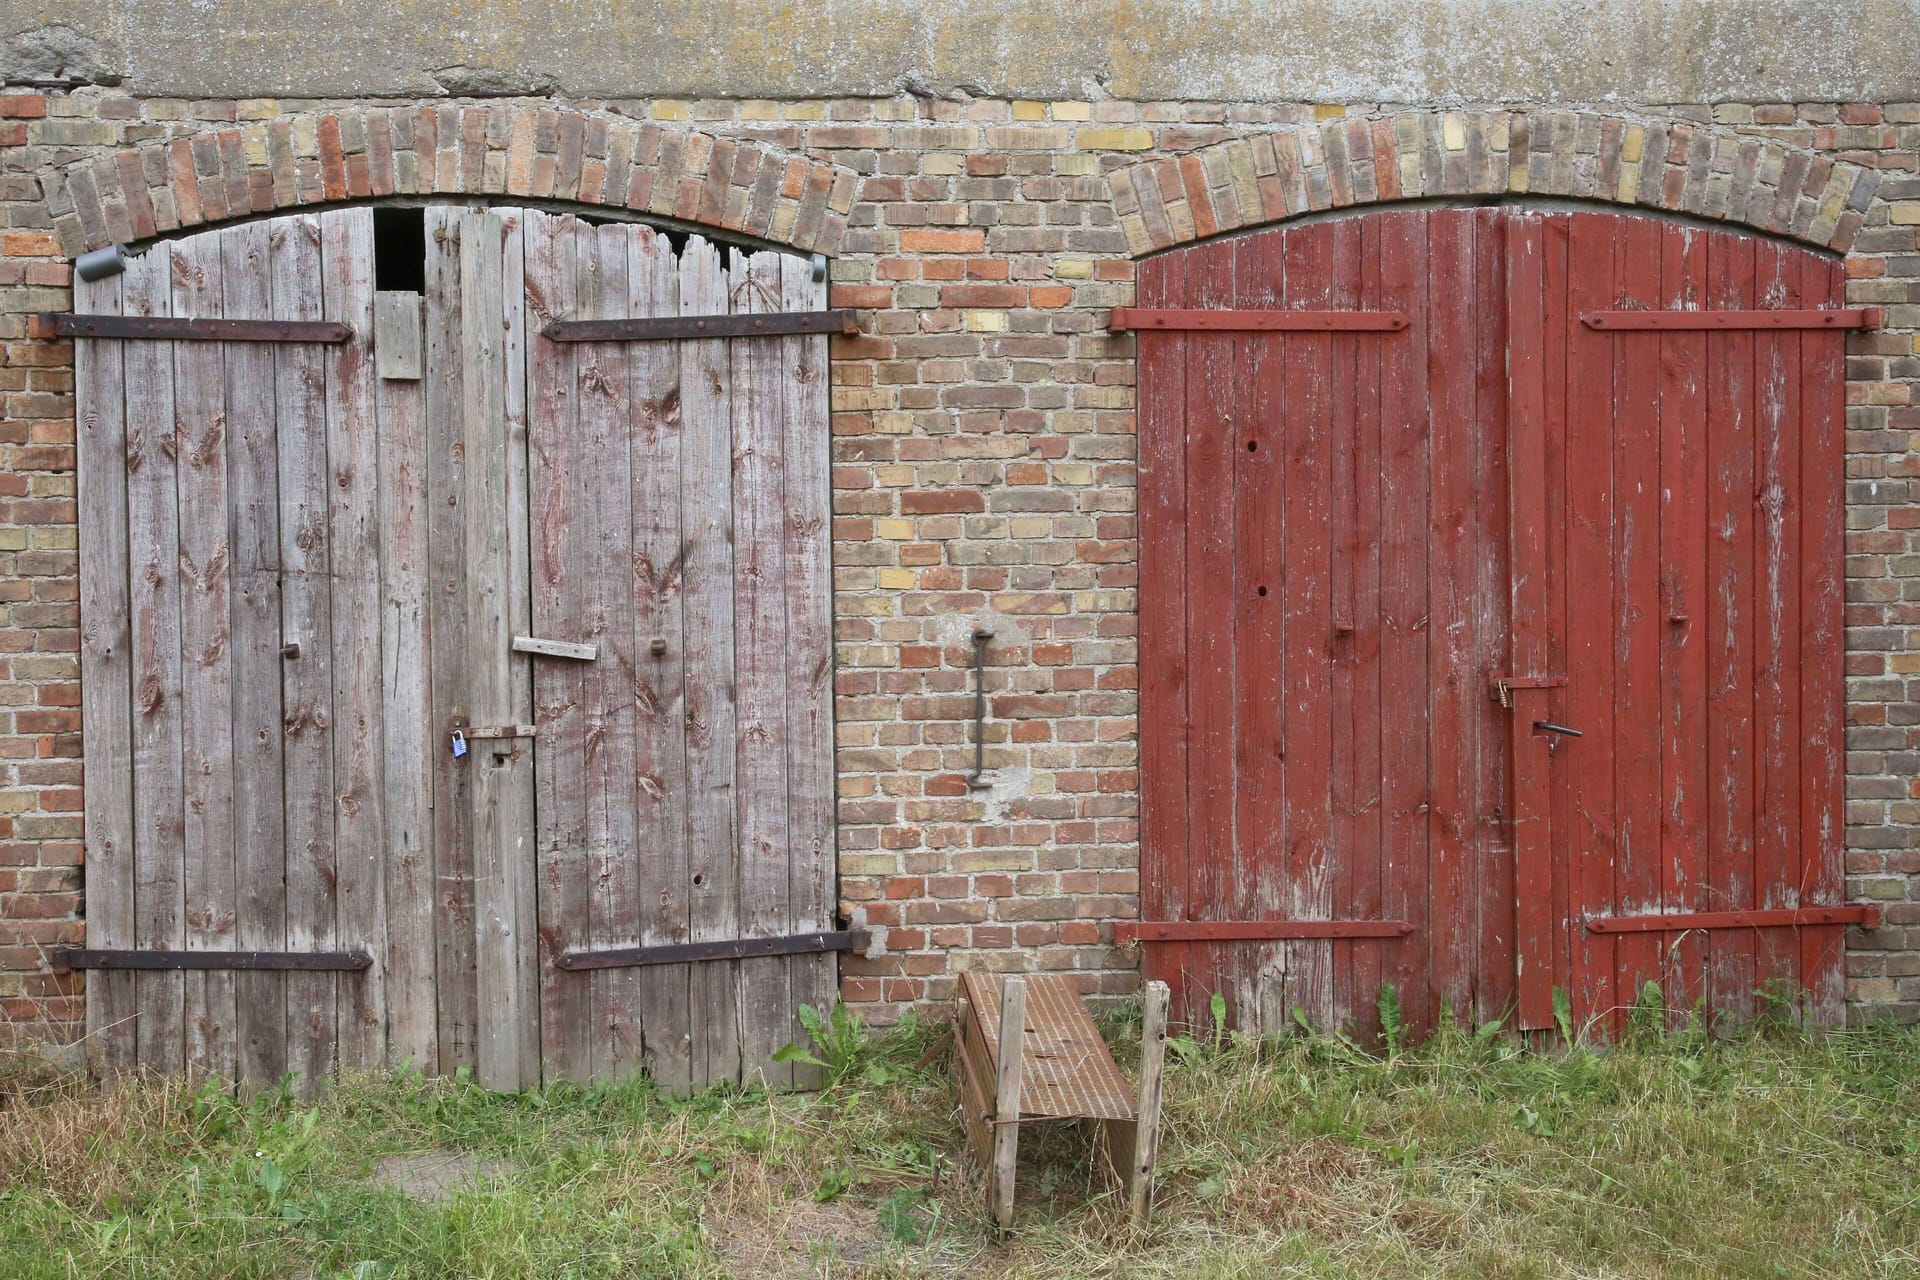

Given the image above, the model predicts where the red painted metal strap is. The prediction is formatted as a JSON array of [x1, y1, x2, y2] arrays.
[[1581, 308, 1881, 331], [1584, 906, 1879, 934], [1109, 307, 1410, 332], [1116, 920, 1414, 943]]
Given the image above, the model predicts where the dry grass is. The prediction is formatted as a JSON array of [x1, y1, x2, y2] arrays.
[[2, 1009, 1917, 1278]]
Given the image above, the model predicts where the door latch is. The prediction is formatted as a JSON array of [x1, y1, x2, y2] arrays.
[[1533, 721, 1583, 738]]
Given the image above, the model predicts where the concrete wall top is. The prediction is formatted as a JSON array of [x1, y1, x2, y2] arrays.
[[7, 1, 1920, 104]]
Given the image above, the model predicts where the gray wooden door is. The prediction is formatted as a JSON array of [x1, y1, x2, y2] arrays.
[[520, 212, 837, 1091], [74, 206, 837, 1092]]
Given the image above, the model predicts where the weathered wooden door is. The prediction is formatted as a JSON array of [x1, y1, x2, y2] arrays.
[[1131, 206, 1862, 1040], [518, 211, 837, 1090], [72, 206, 836, 1091]]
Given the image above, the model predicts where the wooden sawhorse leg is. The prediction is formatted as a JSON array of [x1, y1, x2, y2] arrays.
[[1102, 979, 1169, 1224], [987, 975, 1027, 1231]]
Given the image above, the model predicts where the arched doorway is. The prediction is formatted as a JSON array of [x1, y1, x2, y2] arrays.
[[69, 205, 838, 1091], [1124, 205, 1874, 1041]]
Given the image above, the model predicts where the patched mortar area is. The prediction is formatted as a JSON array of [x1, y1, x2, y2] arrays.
[[370, 1152, 516, 1202]]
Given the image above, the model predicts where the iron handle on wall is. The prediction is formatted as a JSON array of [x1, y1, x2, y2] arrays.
[[1533, 721, 1583, 738]]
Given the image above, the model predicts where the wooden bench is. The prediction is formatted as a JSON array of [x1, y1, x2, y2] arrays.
[[953, 972, 1170, 1229]]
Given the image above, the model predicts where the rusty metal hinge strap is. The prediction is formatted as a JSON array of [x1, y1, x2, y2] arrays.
[[1110, 307, 1409, 332], [544, 309, 857, 343], [1115, 920, 1413, 944], [34, 314, 355, 343], [1582, 308, 1880, 331], [1584, 907, 1880, 934], [555, 929, 870, 971]]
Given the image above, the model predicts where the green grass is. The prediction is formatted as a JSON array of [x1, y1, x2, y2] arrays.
[[3, 1007, 1918, 1279]]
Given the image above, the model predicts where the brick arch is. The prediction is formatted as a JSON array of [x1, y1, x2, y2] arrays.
[[42, 103, 861, 258], [1111, 109, 1882, 257]]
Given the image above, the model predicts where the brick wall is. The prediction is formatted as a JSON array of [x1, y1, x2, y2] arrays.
[[3, 88, 1918, 1051]]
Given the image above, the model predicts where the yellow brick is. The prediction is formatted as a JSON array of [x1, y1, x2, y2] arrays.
[[1620, 125, 1645, 165], [236, 98, 280, 121], [652, 100, 690, 121], [1442, 113, 1466, 151], [1057, 154, 1098, 176], [1890, 654, 1920, 675], [1076, 128, 1154, 151], [1051, 101, 1092, 122], [873, 464, 915, 487], [875, 411, 915, 434], [1314, 104, 1347, 120], [922, 154, 965, 175], [1616, 167, 1639, 204], [877, 568, 918, 589], [966, 310, 1008, 332], [740, 99, 781, 120], [1055, 259, 1095, 279], [876, 519, 915, 540], [1011, 100, 1047, 121], [1891, 204, 1920, 225], [243, 129, 269, 166], [1509, 163, 1530, 194], [784, 101, 827, 120], [1010, 517, 1051, 539]]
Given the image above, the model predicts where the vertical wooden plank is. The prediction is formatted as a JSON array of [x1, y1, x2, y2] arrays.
[[1233, 231, 1285, 1033], [170, 233, 237, 1082], [577, 223, 641, 1082], [422, 204, 476, 1075], [1561, 213, 1617, 1035], [732, 248, 793, 1087], [1278, 224, 1335, 1034], [1376, 210, 1432, 1035], [680, 236, 741, 1084], [1135, 250, 1190, 1023], [1539, 215, 1576, 1027], [1326, 215, 1366, 1036], [321, 208, 388, 1073], [1504, 214, 1555, 1031], [376, 279, 435, 1073], [628, 226, 693, 1091], [124, 244, 186, 1076], [1182, 238, 1236, 1026], [1609, 214, 1666, 1028], [1705, 231, 1759, 1028], [1658, 224, 1711, 1018], [1751, 242, 1803, 997], [499, 210, 541, 1080], [462, 210, 535, 1091], [1346, 218, 1385, 1044], [1799, 255, 1847, 1026], [1471, 209, 1517, 1030], [1424, 210, 1478, 1028], [271, 213, 337, 1090], [221, 221, 288, 1089], [76, 267, 137, 1071], [780, 251, 839, 1081], [525, 209, 590, 1082]]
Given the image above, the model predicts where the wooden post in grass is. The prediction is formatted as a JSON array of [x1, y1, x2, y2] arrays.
[[1129, 980, 1169, 1222], [988, 975, 1027, 1231]]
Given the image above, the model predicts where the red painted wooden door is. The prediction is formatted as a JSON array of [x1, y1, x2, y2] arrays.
[[1135, 207, 1851, 1040]]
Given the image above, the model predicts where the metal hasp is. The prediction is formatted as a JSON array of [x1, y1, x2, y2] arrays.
[[554, 929, 869, 971], [1108, 307, 1410, 332], [967, 627, 993, 789], [1581, 308, 1881, 330], [33, 313, 355, 343], [1116, 919, 1414, 943], [51, 948, 372, 971], [1584, 906, 1881, 934], [543, 309, 858, 342]]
